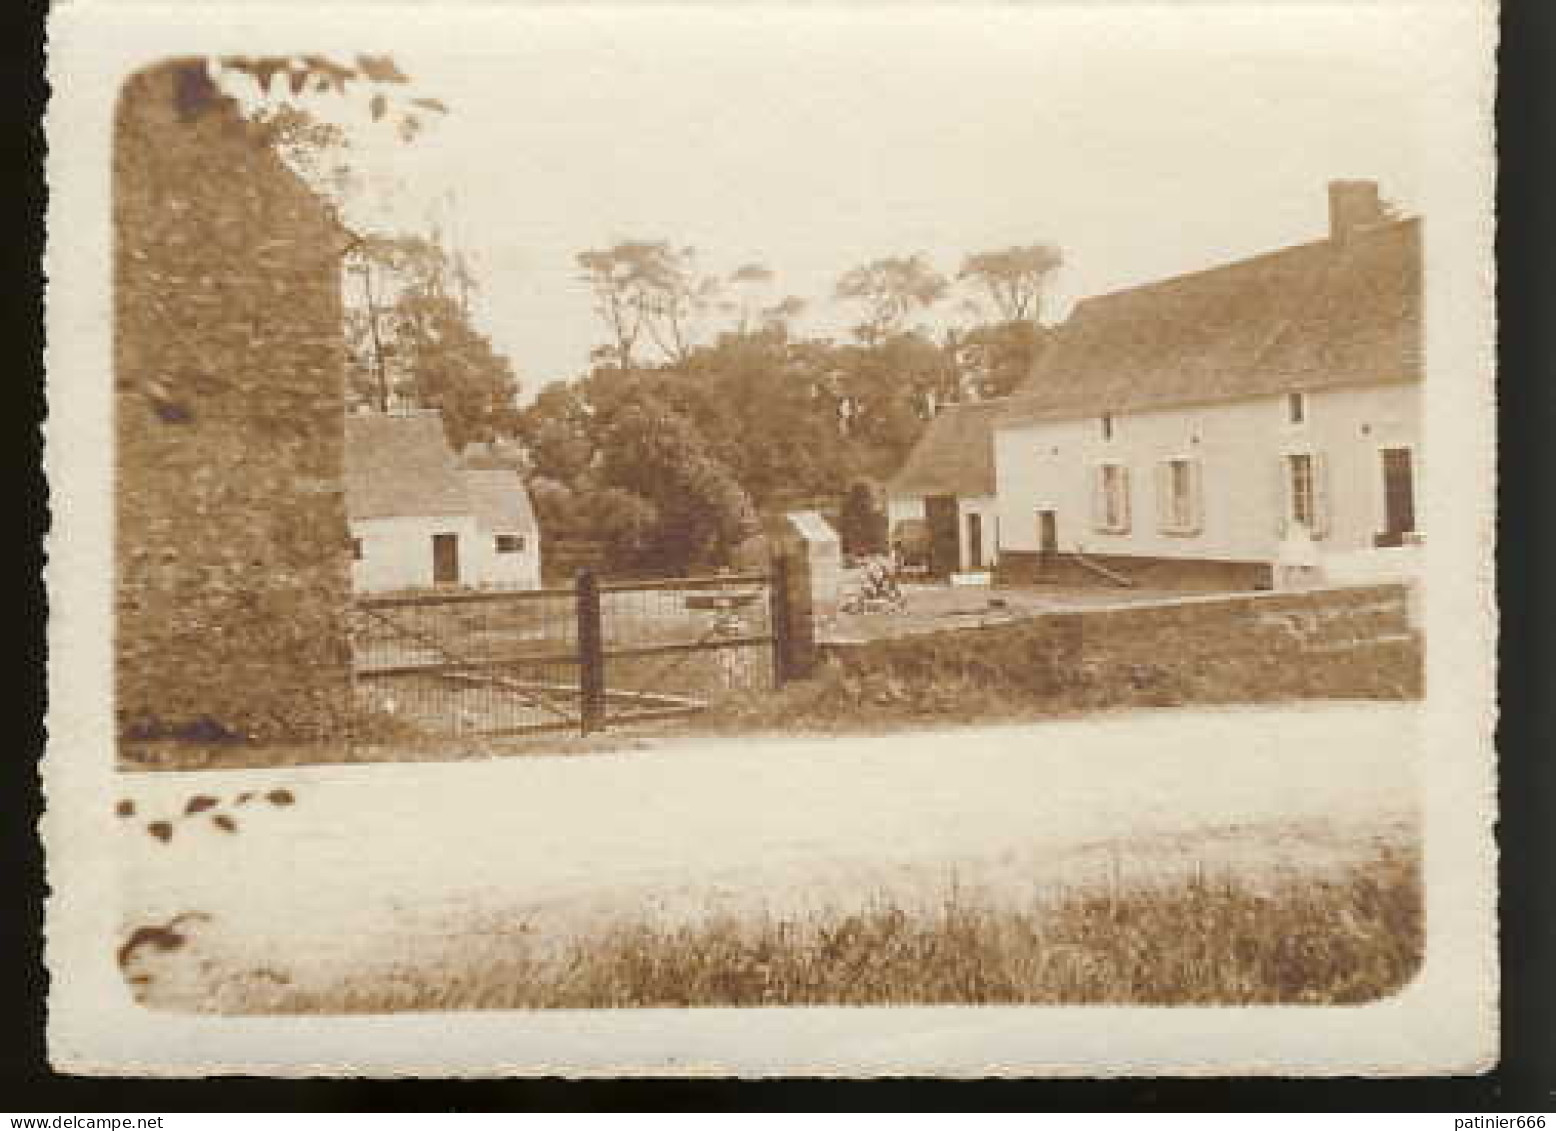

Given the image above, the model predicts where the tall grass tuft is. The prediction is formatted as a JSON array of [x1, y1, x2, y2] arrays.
[[200, 846, 1421, 1014]]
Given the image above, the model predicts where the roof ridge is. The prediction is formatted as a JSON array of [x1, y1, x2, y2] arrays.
[[1004, 216, 1420, 423], [1068, 216, 1416, 311]]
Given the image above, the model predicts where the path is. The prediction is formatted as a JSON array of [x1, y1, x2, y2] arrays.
[[117, 701, 1418, 995]]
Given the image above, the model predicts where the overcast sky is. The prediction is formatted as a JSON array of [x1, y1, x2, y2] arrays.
[[323, 6, 1422, 394]]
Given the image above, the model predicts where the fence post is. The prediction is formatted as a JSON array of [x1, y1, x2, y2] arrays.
[[769, 553, 792, 687], [772, 548, 817, 680], [576, 568, 605, 734]]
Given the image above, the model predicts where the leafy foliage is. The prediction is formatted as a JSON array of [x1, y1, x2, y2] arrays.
[[835, 254, 949, 343], [838, 482, 888, 557], [595, 390, 759, 573], [951, 319, 1050, 401], [958, 243, 1063, 323], [344, 234, 521, 448], [520, 242, 1055, 576]]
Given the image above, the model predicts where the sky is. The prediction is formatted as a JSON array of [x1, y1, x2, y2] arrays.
[[308, 5, 1423, 395]]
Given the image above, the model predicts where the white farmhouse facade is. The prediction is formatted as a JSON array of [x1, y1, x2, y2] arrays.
[[345, 411, 543, 594], [994, 181, 1422, 590]]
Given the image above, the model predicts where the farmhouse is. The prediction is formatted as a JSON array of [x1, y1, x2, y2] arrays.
[[994, 180, 1422, 591], [345, 410, 542, 593], [885, 399, 1004, 578]]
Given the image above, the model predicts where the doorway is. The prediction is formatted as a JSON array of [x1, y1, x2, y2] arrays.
[[924, 495, 960, 578], [1380, 448, 1415, 544], [432, 532, 460, 586], [1037, 509, 1058, 555], [966, 512, 984, 572]]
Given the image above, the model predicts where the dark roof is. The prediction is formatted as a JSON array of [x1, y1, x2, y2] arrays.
[[344, 411, 471, 521], [461, 469, 539, 535], [1002, 218, 1421, 425], [887, 399, 1004, 499]]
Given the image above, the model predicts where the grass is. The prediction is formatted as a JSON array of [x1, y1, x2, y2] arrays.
[[181, 845, 1420, 1013]]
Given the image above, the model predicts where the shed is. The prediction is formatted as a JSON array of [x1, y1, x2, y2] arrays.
[[344, 410, 543, 593], [886, 399, 1005, 577]]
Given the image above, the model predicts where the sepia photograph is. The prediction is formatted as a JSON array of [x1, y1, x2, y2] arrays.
[[45, 0, 1497, 1076]]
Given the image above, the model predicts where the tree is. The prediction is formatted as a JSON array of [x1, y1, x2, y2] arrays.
[[723, 262, 774, 334], [524, 412, 595, 484], [838, 482, 887, 557], [835, 255, 948, 343], [252, 103, 352, 201], [343, 232, 522, 446], [214, 53, 447, 145], [957, 243, 1063, 324], [576, 244, 651, 371], [950, 319, 1049, 401], [399, 291, 521, 447], [576, 240, 720, 370], [597, 391, 758, 573], [761, 294, 807, 330], [638, 245, 720, 366]]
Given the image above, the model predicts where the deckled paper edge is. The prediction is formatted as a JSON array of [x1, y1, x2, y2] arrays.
[[43, 0, 1499, 1078]]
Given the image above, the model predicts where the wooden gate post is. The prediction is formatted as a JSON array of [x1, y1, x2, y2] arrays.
[[769, 553, 792, 686], [576, 568, 606, 734]]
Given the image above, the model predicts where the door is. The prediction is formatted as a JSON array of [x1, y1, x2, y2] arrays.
[[1037, 509, 1058, 554], [1380, 448, 1415, 543], [966, 512, 984, 572], [924, 495, 960, 578], [432, 532, 460, 586]]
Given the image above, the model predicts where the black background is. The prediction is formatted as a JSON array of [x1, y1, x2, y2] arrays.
[[7, 0, 1553, 1111]]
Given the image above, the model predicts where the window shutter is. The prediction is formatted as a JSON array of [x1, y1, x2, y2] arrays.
[[1188, 458, 1204, 535], [1091, 464, 1107, 532], [1155, 461, 1172, 532], [1274, 455, 1290, 538], [1118, 465, 1132, 532], [1311, 452, 1331, 539]]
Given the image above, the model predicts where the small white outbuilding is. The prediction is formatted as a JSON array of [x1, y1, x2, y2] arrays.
[[345, 410, 542, 594]]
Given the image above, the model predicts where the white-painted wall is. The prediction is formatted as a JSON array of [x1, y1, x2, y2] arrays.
[[465, 528, 543, 591], [994, 382, 1421, 564], [350, 514, 480, 594]]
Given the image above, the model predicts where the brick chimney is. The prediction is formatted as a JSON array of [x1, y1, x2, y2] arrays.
[[1328, 179, 1386, 243]]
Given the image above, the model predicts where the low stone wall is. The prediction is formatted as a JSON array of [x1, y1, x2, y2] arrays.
[[819, 583, 1421, 711], [996, 550, 1274, 593]]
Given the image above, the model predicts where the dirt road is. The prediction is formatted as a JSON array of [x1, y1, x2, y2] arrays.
[[118, 701, 1417, 997]]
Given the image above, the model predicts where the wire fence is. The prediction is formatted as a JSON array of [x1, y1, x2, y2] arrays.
[[349, 566, 788, 746]]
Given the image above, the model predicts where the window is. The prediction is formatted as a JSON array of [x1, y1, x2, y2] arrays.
[[1156, 457, 1202, 534], [1287, 453, 1315, 528], [1288, 392, 1306, 425], [350, 537, 363, 561], [1093, 462, 1131, 533], [495, 534, 525, 554], [1100, 413, 1115, 442], [1282, 451, 1328, 537]]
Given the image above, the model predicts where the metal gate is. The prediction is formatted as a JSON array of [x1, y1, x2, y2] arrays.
[[349, 564, 790, 745]]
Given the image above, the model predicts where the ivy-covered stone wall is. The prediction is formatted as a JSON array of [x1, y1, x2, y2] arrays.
[[115, 60, 353, 745]]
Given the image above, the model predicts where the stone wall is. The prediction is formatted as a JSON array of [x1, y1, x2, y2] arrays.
[[115, 60, 352, 744], [996, 549, 1274, 592], [821, 584, 1421, 709]]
